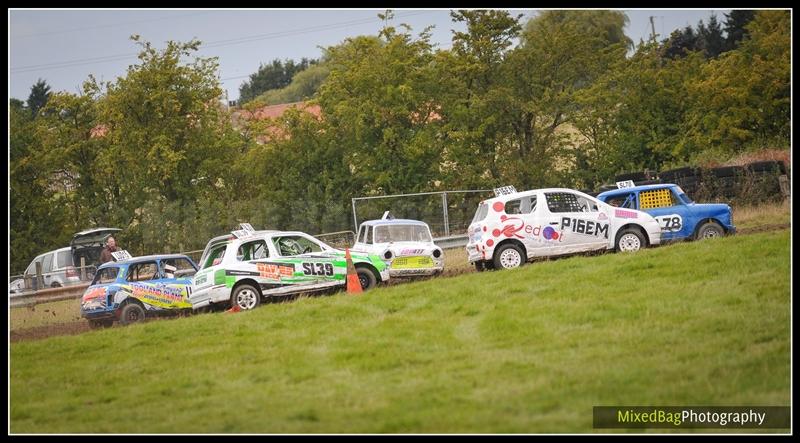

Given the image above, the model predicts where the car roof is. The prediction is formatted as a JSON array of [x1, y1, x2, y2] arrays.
[[596, 184, 678, 198], [99, 254, 193, 267], [483, 188, 593, 203], [361, 219, 429, 227], [32, 246, 71, 259]]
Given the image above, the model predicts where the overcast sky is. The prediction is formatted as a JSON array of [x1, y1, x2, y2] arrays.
[[9, 8, 731, 102]]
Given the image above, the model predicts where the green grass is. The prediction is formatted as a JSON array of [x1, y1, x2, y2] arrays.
[[10, 230, 790, 433]]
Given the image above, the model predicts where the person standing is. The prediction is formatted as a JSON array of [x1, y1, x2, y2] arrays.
[[99, 235, 121, 264]]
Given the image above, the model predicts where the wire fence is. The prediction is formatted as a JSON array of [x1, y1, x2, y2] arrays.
[[9, 264, 98, 295], [351, 190, 494, 239]]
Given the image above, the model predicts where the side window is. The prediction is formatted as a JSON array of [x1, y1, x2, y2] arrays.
[[545, 192, 585, 213], [505, 199, 522, 214], [639, 188, 677, 209], [126, 262, 158, 282], [357, 225, 366, 243], [605, 194, 636, 209], [577, 195, 598, 212], [203, 245, 227, 269], [272, 236, 323, 256], [92, 267, 120, 285], [57, 250, 72, 269], [25, 259, 39, 275], [236, 240, 269, 261], [365, 226, 373, 244], [161, 258, 198, 277], [42, 253, 54, 273]]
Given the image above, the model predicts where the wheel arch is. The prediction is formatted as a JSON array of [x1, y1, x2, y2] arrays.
[[231, 278, 263, 300], [692, 218, 727, 238], [354, 262, 382, 282], [493, 238, 528, 261], [615, 223, 649, 247]]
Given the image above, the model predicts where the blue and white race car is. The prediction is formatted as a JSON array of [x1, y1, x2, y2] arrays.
[[80, 253, 199, 328], [596, 183, 735, 241]]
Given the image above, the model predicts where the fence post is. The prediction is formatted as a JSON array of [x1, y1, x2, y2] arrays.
[[442, 192, 450, 238], [352, 198, 359, 233], [80, 256, 86, 281], [35, 261, 44, 289], [24, 274, 32, 290]]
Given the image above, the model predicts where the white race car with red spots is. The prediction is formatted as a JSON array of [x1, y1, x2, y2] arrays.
[[466, 187, 662, 271]]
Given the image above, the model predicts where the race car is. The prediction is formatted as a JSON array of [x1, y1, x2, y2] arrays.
[[353, 215, 444, 277], [189, 224, 389, 311], [467, 186, 662, 271], [79, 253, 199, 328], [596, 183, 735, 241]]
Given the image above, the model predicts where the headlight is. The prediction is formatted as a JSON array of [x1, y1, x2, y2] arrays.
[[432, 249, 442, 258], [383, 250, 393, 260]]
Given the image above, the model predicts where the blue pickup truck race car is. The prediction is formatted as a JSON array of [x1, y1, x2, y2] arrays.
[[80, 253, 199, 328], [596, 184, 735, 241]]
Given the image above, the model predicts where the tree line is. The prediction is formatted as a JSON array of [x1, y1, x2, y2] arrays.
[[10, 10, 789, 274]]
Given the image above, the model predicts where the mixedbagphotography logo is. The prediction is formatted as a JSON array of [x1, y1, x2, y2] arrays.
[[593, 406, 791, 429]]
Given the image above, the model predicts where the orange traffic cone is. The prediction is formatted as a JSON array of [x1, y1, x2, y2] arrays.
[[345, 248, 363, 294], [226, 303, 241, 313]]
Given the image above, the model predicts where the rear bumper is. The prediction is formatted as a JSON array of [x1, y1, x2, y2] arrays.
[[189, 284, 230, 309]]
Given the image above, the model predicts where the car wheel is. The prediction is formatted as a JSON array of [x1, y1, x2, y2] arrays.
[[616, 228, 646, 252], [50, 282, 62, 288], [696, 221, 724, 240], [356, 267, 377, 291], [493, 244, 525, 270], [231, 284, 261, 310], [88, 319, 113, 329], [119, 303, 146, 326]]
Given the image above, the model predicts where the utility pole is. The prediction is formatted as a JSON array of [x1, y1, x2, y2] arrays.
[[649, 16, 657, 43]]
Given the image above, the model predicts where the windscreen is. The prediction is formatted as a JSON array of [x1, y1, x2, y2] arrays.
[[373, 224, 432, 243]]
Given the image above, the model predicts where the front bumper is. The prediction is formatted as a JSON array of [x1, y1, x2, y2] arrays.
[[388, 265, 443, 277]]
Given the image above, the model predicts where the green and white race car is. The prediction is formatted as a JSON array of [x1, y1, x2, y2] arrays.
[[189, 225, 389, 311]]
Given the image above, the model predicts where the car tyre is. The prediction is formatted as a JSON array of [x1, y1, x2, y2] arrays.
[[615, 228, 646, 252], [356, 267, 377, 291], [696, 221, 724, 240], [493, 244, 525, 270], [119, 303, 146, 326], [50, 282, 62, 288], [231, 284, 261, 310]]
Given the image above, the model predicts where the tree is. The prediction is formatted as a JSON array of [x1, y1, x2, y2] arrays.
[[662, 25, 701, 59], [723, 10, 756, 51], [250, 63, 330, 106], [497, 10, 629, 189], [238, 58, 316, 104], [26, 78, 52, 118], [10, 100, 71, 274], [684, 10, 790, 156], [317, 15, 443, 196], [435, 10, 523, 189], [36, 36, 245, 253], [697, 14, 726, 58]]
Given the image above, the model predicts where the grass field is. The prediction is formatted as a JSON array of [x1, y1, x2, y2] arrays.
[[9, 229, 790, 433]]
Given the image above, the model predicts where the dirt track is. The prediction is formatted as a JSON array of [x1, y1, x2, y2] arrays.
[[10, 223, 790, 343]]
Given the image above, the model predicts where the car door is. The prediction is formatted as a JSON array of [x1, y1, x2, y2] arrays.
[[543, 191, 609, 254], [499, 194, 543, 258], [637, 188, 689, 240], [41, 252, 55, 287]]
